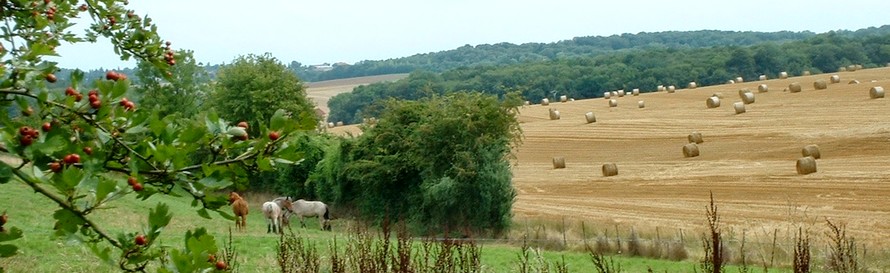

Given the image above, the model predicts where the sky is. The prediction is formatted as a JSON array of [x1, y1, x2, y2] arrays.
[[54, 0, 890, 69]]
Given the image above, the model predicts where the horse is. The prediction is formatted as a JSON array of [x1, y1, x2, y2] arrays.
[[272, 197, 295, 227], [261, 201, 283, 234], [289, 199, 331, 231], [229, 192, 249, 232]]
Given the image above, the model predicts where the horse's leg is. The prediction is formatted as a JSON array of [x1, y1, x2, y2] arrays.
[[300, 216, 306, 228]]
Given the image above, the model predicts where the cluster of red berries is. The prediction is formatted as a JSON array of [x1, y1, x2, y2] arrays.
[[119, 97, 136, 111], [64, 87, 83, 102], [78, 4, 87, 11], [163, 41, 175, 66], [87, 89, 101, 109], [18, 126, 39, 146], [44, 1, 57, 21], [106, 70, 127, 81], [127, 176, 143, 192]]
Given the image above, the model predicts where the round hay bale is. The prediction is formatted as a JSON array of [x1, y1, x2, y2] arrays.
[[657, 85, 665, 91], [523, 100, 531, 106], [602, 163, 618, 177], [727, 80, 736, 84], [618, 90, 626, 97], [735, 76, 744, 83], [758, 84, 768, 93], [638, 101, 645, 108], [688, 82, 697, 89], [847, 65, 857, 71], [839, 66, 848, 72], [688, 132, 704, 144], [683, 143, 700, 158], [789, 82, 802, 93], [830, 75, 840, 84], [336, 121, 344, 127], [803, 70, 811, 76], [759, 75, 767, 81], [738, 88, 752, 97], [604, 92, 611, 99], [569, 98, 575, 102], [741, 92, 755, 104], [856, 64, 863, 70], [848, 80, 860, 84], [796, 157, 817, 175], [667, 85, 676, 93], [552, 157, 566, 169], [779, 72, 789, 79], [712, 92, 724, 99], [706, 96, 721, 108], [887, 63, 890, 67], [549, 109, 561, 120], [814, 80, 828, 90], [609, 99, 618, 107], [541, 98, 550, 106], [632, 88, 640, 96], [559, 95, 568, 103], [870, 86, 885, 99], [801, 144, 821, 159], [585, 112, 596, 123], [733, 102, 746, 114], [327, 122, 335, 128]]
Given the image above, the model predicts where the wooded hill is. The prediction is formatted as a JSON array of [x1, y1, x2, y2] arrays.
[[325, 26, 890, 124]]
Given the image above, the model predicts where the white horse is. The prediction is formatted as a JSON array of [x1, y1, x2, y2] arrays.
[[272, 197, 295, 227], [261, 201, 283, 234], [289, 199, 331, 231]]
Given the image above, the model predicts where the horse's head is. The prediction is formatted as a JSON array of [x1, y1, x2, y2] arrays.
[[229, 192, 241, 204]]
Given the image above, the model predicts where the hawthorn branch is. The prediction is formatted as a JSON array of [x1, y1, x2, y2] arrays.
[[6, 163, 123, 249]]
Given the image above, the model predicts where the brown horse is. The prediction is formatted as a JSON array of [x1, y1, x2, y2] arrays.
[[229, 192, 249, 232]]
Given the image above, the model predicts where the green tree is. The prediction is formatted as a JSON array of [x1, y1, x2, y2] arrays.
[[209, 53, 317, 135], [133, 50, 211, 118], [0, 1, 307, 272], [326, 92, 521, 235]]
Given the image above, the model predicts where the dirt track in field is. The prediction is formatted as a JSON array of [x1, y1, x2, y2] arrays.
[[512, 68, 890, 245]]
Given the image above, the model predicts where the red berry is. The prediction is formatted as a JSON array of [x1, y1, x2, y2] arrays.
[[132, 182, 143, 191], [74, 93, 83, 102], [237, 134, 248, 141], [63, 154, 80, 164], [19, 126, 31, 136], [124, 101, 136, 111], [49, 162, 62, 173], [20, 135, 33, 146], [236, 121, 248, 129], [119, 97, 129, 106], [78, 4, 87, 11], [45, 73, 57, 83], [65, 87, 77, 96], [88, 89, 98, 96], [88, 94, 99, 102], [27, 129, 39, 138], [105, 71, 119, 81], [42, 122, 52, 132], [215, 260, 227, 270], [127, 176, 138, 186], [90, 100, 101, 109], [43, 0, 50, 5], [268, 131, 280, 141], [207, 254, 216, 262], [134, 234, 146, 245], [82, 147, 93, 155]]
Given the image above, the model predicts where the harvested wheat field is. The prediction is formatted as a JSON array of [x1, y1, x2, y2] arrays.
[[513, 68, 890, 246], [305, 73, 408, 114]]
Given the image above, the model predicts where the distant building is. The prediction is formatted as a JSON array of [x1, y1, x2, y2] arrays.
[[314, 108, 327, 119], [309, 64, 333, 71]]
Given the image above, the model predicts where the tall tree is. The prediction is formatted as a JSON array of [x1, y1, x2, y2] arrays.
[[210, 53, 318, 135], [133, 49, 210, 118]]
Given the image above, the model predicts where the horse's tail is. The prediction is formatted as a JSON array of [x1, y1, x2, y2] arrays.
[[323, 206, 330, 220]]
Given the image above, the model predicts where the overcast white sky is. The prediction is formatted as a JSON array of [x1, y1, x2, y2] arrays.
[[54, 0, 890, 69]]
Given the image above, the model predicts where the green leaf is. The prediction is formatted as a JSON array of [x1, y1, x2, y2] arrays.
[[149, 203, 172, 232], [149, 116, 166, 137], [197, 176, 230, 190], [270, 109, 287, 130], [88, 244, 115, 266], [52, 209, 85, 236], [256, 157, 272, 171], [0, 227, 23, 242], [0, 163, 12, 184], [196, 208, 211, 220], [125, 125, 148, 134], [94, 177, 117, 203], [179, 125, 205, 143], [215, 210, 236, 221], [70, 70, 84, 87], [0, 244, 18, 258]]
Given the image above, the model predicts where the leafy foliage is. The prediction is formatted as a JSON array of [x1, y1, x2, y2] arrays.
[[0, 1, 311, 271], [318, 92, 521, 235], [132, 49, 211, 118]]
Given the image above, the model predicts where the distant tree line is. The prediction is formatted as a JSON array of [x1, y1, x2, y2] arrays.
[[326, 30, 890, 124], [293, 28, 837, 82]]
